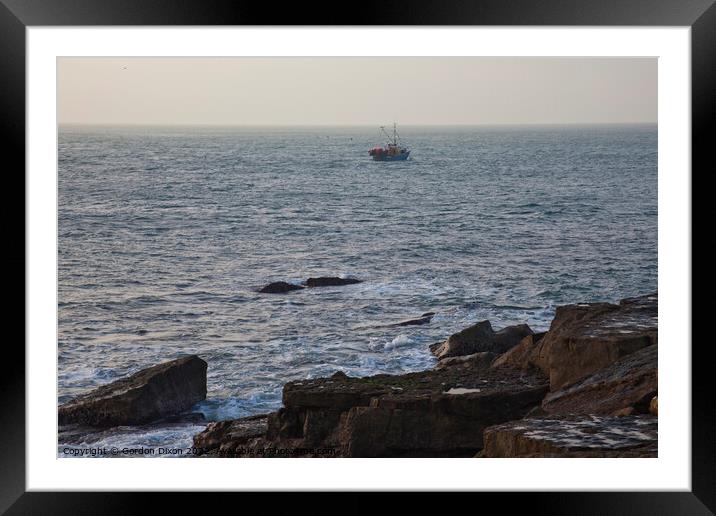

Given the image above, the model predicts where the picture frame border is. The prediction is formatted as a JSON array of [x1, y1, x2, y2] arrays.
[[4, 0, 710, 512]]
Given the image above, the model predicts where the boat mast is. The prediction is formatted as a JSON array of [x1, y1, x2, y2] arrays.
[[380, 123, 400, 147]]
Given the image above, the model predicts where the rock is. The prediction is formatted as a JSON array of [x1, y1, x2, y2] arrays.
[[268, 365, 548, 457], [431, 321, 533, 360], [431, 321, 493, 359], [650, 396, 658, 416], [192, 414, 268, 456], [523, 405, 549, 419], [481, 415, 657, 457], [394, 312, 435, 327], [612, 407, 635, 417], [537, 293, 657, 390], [304, 277, 362, 288], [541, 344, 657, 415], [490, 332, 547, 371], [58, 356, 207, 427], [258, 281, 304, 294], [428, 341, 444, 354], [436, 352, 497, 370]]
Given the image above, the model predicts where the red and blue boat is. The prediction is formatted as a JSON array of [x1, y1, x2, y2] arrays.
[[368, 123, 410, 161]]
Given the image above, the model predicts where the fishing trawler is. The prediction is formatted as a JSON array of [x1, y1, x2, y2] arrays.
[[368, 123, 410, 161]]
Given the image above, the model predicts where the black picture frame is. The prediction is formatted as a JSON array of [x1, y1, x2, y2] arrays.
[[3, 0, 710, 513]]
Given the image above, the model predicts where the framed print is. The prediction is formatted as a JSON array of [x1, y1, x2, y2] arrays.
[[4, 0, 712, 512]]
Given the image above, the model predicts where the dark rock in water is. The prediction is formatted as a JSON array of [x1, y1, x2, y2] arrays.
[[430, 321, 533, 360], [58, 355, 207, 427], [541, 344, 657, 415], [536, 293, 657, 390], [304, 277, 362, 288], [394, 312, 435, 327], [258, 281, 304, 294], [193, 414, 269, 456], [481, 415, 657, 457]]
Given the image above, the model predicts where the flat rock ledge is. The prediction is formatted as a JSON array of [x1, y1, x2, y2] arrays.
[[536, 293, 657, 390], [193, 367, 548, 458], [59, 355, 207, 427], [480, 415, 657, 457]]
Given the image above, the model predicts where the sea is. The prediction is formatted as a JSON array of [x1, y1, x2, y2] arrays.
[[57, 124, 657, 456]]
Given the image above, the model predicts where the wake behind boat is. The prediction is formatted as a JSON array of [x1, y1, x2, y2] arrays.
[[368, 123, 410, 161]]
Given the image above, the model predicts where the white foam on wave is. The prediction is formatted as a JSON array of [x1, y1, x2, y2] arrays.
[[384, 334, 414, 351]]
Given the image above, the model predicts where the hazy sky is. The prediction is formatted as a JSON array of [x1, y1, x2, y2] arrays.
[[58, 57, 657, 126]]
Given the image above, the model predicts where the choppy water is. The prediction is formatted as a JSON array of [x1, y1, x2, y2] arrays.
[[58, 124, 657, 455]]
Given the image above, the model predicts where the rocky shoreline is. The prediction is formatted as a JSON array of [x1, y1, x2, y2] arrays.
[[58, 292, 658, 458]]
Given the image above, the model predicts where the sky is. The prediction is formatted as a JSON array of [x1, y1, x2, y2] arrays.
[[58, 57, 657, 126]]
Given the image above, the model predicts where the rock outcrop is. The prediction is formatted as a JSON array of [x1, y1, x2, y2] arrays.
[[189, 292, 658, 458], [194, 366, 547, 457], [536, 293, 657, 390], [541, 343, 657, 415], [304, 277, 362, 288], [58, 356, 207, 427], [480, 415, 657, 457], [490, 332, 547, 371], [193, 414, 269, 456], [258, 281, 304, 294], [430, 321, 533, 360], [435, 351, 497, 371]]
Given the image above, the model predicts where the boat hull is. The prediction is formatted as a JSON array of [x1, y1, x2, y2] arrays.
[[371, 151, 410, 162]]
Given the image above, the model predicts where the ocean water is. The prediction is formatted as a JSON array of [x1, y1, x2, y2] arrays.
[[57, 124, 657, 455]]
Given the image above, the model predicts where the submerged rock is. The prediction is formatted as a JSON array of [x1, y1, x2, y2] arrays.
[[481, 415, 657, 457], [58, 355, 207, 427], [394, 312, 435, 327], [258, 281, 304, 294], [541, 344, 657, 415], [304, 277, 362, 287], [537, 293, 657, 390], [430, 321, 533, 360]]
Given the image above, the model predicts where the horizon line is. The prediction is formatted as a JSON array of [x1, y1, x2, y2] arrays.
[[58, 121, 658, 128]]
